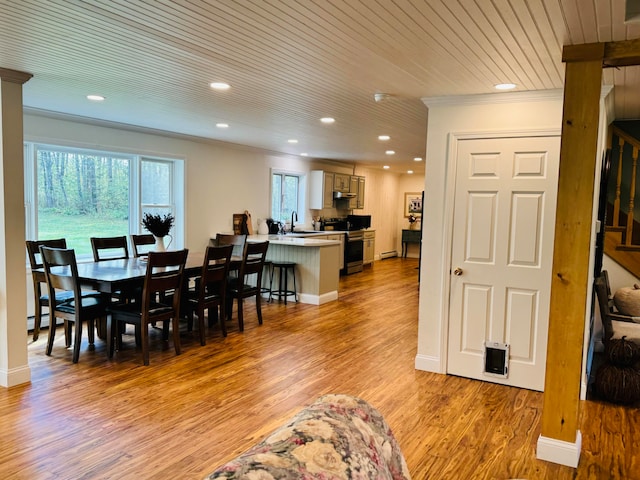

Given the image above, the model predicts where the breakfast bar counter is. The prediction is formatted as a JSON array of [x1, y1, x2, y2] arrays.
[[248, 234, 340, 304]]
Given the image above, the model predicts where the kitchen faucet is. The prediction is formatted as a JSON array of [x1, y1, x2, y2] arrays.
[[291, 210, 298, 233]]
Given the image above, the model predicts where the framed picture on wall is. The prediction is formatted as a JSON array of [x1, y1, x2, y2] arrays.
[[404, 192, 422, 217]]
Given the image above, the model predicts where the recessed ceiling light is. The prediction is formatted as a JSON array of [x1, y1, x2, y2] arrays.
[[407, 170, 414, 174], [86, 94, 105, 101], [216, 123, 229, 128], [385, 150, 395, 155], [378, 135, 390, 141], [210, 82, 230, 90], [414, 157, 423, 162], [320, 117, 335, 124], [288, 139, 298, 144], [495, 83, 516, 90], [383, 165, 390, 169], [300, 153, 308, 157]]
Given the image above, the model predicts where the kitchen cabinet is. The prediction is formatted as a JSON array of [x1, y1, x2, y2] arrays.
[[333, 173, 350, 192], [348, 175, 365, 209], [363, 230, 375, 265], [326, 233, 345, 270], [304, 233, 344, 270], [309, 170, 334, 209], [357, 176, 365, 209]]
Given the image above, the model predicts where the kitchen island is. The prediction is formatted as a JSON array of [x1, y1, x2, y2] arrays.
[[248, 234, 341, 304]]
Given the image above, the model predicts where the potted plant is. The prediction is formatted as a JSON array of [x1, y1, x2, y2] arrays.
[[141, 213, 174, 251]]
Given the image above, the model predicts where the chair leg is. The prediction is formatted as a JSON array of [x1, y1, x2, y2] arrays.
[[268, 265, 275, 302], [237, 297, 244, 332], [72, 320, 82, 363], [115, 319, 123, 351], [173, 316, 181, 355], [64, 320, 72, 348], [198, 307, 206, 346], [256, 292, 263, 325], [107, 316, 114, 359], [219, 303, 227, 337], [88, 319, 96, 346], [33, 300, 44, 341], [46, 315, 57, 356], [226, 296, 233, 321], [141, 322, 150, 366]]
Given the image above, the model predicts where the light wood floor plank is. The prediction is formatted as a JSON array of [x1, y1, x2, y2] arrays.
[[1, 258, 638, 479]]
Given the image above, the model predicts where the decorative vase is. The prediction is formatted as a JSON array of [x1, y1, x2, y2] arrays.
[[154, 235, 166, 252]]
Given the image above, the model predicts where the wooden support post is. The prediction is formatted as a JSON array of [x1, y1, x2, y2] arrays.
[[537, 56, 603, 466]]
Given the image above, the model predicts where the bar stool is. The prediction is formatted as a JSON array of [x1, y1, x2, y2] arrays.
[[260, 260, 272, 297], [269, 261, 298, 304]]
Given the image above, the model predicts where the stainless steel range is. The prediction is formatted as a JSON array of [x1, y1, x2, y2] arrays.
[[344, 229, 364, 275], [321, 216, 370, 275]]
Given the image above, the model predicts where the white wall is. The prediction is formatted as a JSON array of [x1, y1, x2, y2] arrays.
[[415, 90, 564, 374]]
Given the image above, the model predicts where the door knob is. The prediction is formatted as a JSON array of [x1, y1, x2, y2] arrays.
[[453, 267, 463, 276]]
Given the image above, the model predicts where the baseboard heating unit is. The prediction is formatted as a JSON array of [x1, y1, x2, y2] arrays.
[[380, 250, 398, 259]]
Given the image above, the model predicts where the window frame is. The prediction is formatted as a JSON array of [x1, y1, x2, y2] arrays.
[[270, 169, 306, 225], [24, 142, 184, 260]]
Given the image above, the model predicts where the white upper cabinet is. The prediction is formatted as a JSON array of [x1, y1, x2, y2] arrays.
[[309, 170, 334, 209]]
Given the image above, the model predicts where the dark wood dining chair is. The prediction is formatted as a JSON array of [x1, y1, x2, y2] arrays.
[[91, 235, 137, 304], [26, 238, 73, 341], [107, 249, 189, 366], [184, 244, 233, 345], [90, 235, 130, 261], [39, 246, 108, 363], [226, 241, 269, 332], [213, 233, 247, 257], [130, 234, 156, 258]]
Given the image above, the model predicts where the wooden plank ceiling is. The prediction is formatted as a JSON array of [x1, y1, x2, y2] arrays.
[[0, 0, 639, 172]]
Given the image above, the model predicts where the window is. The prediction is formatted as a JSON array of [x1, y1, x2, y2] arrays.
[[24, 143, 184, 258], [271, 171, 302, 223]]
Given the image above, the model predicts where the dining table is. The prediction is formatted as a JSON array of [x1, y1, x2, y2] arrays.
[[44, 251, 242, 339]]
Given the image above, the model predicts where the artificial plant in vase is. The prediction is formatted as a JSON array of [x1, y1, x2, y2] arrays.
[[408, 214, 418, 230], [141, 213, 175, 251]]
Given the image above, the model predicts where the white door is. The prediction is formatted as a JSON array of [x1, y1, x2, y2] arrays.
[[447, 135, 560, 391]]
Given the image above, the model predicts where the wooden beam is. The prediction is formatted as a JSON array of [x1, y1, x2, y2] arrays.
[[562, 43, 605, 63], [0, 67, 32, 84], [562, 38, 640, 67], [604, 38, 640, 67], [541, 59, 603, 443]]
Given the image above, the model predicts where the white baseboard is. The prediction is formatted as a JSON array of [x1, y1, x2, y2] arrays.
[[0, 364, 31, 388], [536, 431, 582, 468], [414, 353, 445, 373], [298, 291, 338, 305]]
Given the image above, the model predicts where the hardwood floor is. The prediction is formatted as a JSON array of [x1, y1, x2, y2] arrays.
[[1, 258, 639, 479]]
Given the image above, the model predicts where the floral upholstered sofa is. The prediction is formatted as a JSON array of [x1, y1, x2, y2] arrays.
[[205, 394, 411, 479]]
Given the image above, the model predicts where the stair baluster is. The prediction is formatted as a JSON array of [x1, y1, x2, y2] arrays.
[[625, 146, 638, 247]]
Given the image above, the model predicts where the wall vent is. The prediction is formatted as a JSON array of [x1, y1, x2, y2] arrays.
[[380, 250, 398, 259]]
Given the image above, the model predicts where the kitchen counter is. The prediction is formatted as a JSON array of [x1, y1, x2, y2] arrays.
[[248, 234, 341, 304]]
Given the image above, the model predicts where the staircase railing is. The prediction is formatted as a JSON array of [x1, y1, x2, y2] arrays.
[[608, 126, 640, 249]]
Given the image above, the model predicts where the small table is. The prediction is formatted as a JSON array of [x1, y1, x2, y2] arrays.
[[401, 229, 421, 258]]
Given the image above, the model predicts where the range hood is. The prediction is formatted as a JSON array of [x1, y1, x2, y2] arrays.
[[333, 191, 356, 199]]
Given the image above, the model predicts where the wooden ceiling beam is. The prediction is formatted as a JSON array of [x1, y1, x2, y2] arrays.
[[562, 38, 640, 67]]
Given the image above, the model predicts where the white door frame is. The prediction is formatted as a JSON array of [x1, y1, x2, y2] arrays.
[[437, 128, 562, 375]]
